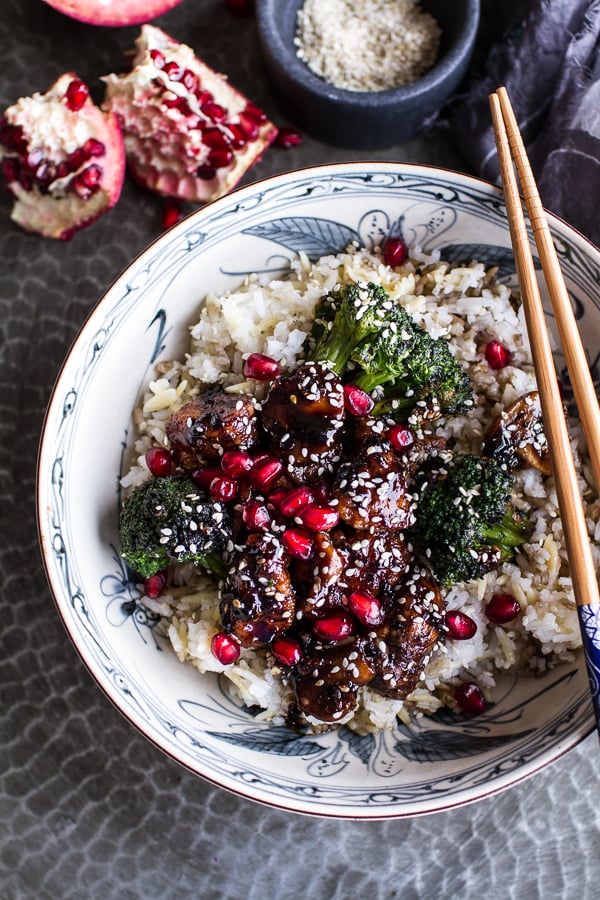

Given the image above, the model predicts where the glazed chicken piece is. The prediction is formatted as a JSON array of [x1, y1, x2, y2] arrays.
[[293, 637, 377, 723], [331, 437, 415, 530], [166, 385, 259, 469], [261, 362, 345, 483], [370, 569, 445, 700], [293, 532, 349, 622], [220, 532, 296, 647], [335, 529, 411, 597], [482, 390, 551, 474]]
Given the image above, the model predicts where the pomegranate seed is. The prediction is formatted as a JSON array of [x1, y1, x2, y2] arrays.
[[209, 475, 238, 501], [196, 164, 216, 180], [25, 147, 44, 170], [202, 127, 231, 150], [0, 122, 27, 152], [204, 101, 227, 122], [388, 423, 415, 451], [79, 164, 102, 188], [225, 0, 254, 14], [65, 79, 89, 111], [162, 199, 182, 230], [242, 500, 271, 531], [226, 123, 247, 149], [55, 161, 70, 179], [343, 383, 374, 416], [296, 505, 339, 532], [150, 49, 166, 69], [1, 158, 19, 182], [313, 612, 354, 642], [485, 340, 512, 370], [485, 593, 521, 624], [181, 68, 199, 92], [207, 147, 233, 168], [312, 481, 330, 503], [279, 486, 315, 518], [382, 237, 408, 267], [249, 456, 283, 490], [144, 571, 167, 599], [271, 636, 302, 666], [163, 61, 183, 81], [274, 127, 302, 149], [192, 466, 223, 490], [82, 138, 105, 159], [348, 591, 384, 626], [445, 610, 478, 640], [281, 528, 314, 559], [267, 489, 288, 510], [455, 682, 486, 715], [145, 447, 172, 477], [211, 631, 240, 665], [221, 450, 254, 477], [67, 148, 85, 172], [238, 112, 260, 141], [243, 352, 280, 381], [197, 89, 214, 106], [35, 160, 54, 183], [244, 102, 268, 123]]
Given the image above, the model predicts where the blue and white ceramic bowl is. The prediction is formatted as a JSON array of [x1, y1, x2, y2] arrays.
[[37, 163, 599, 819]]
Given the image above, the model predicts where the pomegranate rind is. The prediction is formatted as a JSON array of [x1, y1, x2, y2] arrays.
[[102, 25, 278, 204], [0, 73, 125, 240], [40, 0, 185, 27]]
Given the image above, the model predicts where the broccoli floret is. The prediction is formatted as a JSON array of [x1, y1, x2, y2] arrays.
[[310, 280, 473, 422], [119, 475, 230, 579], [411, 454, 528, 586]]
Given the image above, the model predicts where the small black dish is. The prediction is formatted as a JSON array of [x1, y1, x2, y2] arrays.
[[256, 0, 481, 149]]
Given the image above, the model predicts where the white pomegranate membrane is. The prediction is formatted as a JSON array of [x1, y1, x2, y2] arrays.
[[102, 25, 278, 203]]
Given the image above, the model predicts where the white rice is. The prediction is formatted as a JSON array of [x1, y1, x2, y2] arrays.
[[123, 245, 599, 733]]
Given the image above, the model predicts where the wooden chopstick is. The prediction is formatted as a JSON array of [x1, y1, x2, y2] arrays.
[[490, 89, 600, 735], [489, 90, 599, 612]]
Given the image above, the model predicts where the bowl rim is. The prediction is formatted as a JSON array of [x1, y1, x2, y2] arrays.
[[36, 160, 598, 819], [256, 0, 482, 107]]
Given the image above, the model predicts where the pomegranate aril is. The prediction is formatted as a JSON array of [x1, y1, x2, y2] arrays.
[[204, 101, 227, 122], [343, 383, 374, 416], [243, 352, 280, 381], [209, 475, 238, 501], [181, 68, 199, 93], [271, 636, 302, 667], [382, 237, 408, 268], [35, 161, 55, 185], [221, 450, 254, 477], [55, 161, 70, 179], [150, 49, 166, 69], [226, 123, 247, 149], [211, 631, 240, 665], [67, 148, 85, 172], [207, 147, 233, 168], [65, 78, 89, 111], [25, 147, 44, 170], [144, 571, 167, 599], [162, 199, 182, 230], [145, 447, 173, 477], [244, 102, 268, 123], [79, 164, 103, 188], [313, 612, 354, 642], [242, 500, 271, 531], [279, 486, 315, 518], [485, 340, 512, 370], [196, 89, 214, 106], [296, 505, 339, 532], [249, 456, 283, 490], [1, 158, 19, 182], [202, 127, 231, 150], [192, 466, 223, 490], [70, 174, 93, 200], [281, 528, 314, 560], [455, 682, 486, 715], [163, 61, 183, 81], [274, 127, 302, 149], [82, 137, 105, 159], [312, 481, 330, 503], [445, 610, 477, 640], [267, 488, 288, 510], [196, 164, 216, 180], [238, 112, 260, 141], [485, 593, 521, 624], [348, 591, 384, 626], [388, 423, 415, 451], [0, 122, 27, 152]]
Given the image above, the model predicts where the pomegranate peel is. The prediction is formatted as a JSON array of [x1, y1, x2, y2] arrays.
[[40, 0, 185, 27], [102, 25, 278, 204], [0, 73, 125, 240]]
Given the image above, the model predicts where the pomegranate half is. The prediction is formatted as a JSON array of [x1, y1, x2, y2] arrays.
[[0, 73, 125, 240], [102, 25, 278, 204], [40, 0, 185, 27]]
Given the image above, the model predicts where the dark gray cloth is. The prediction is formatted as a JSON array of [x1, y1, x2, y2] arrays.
[[440, 0, 600, 248]]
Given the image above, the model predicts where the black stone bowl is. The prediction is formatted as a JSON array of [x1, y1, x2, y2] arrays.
[[256, 0, 481, 149]]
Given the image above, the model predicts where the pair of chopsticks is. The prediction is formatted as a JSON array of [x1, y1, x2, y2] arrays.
[[490, 87, 600, 736]]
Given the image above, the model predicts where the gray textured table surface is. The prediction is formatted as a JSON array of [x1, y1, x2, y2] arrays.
[[1, 2, 598, 898]]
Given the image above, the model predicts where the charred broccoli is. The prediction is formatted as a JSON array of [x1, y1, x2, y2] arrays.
[[310, 280, 473, 422], [411, 454, 528, 586], [119, 475, 230, 578]]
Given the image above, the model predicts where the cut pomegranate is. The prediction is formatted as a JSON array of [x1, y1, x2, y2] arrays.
[[445, 610, 477, 640], [313, 612, 355, 642], [485, 340, 512, 370], [211, 631, 240, 665], [271, 636, 302, 667], [0, 73, 124, 239], [279, 486, 315, 518], [162, 199, 182, 230], [242, 500, 271, 531], [388, 423, 415, 451], [249, 456, 283, 490], [348, 591, 384, 626], [243, 353, 281, 381], [382, 237, 408, 267], [102, 25, 277, 204], [343, 383, 374, 417], [274, 127, 303, 149], [209, 475, 238, 501], [144, 571, 167, 599], [485, 593, 521, 624], [145, 447, 172, 477], [40, 0, 185, 26], [296, 505, 340, 532], [281, 528, 314, 560], [221, 450, 254, 478], [455, 682, 486, 715]]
